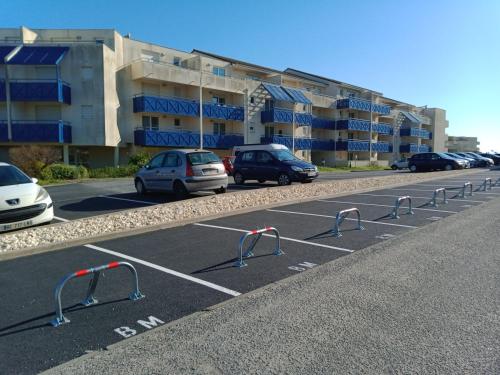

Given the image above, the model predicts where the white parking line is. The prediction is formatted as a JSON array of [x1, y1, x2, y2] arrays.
[[98, 195, 158, 205], [388, 188, 500, 195], [193, 223, 354, 253], [358, 193, 486, 203], [267, 209, 418, 229], [317, 200, 459, 213], [85, 244, 241, 297]]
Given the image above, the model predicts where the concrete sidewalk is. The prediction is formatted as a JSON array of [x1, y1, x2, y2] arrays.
[[46, 198, 500, 374]]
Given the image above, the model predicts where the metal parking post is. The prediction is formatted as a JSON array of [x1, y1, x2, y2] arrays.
[[391, 196, 414, 219], [51, 261, 145, 327], [459, 182, 473, 198], [429, 188, 447, 208], [234, 227, 283, 268], [331, 208, 365, 237]]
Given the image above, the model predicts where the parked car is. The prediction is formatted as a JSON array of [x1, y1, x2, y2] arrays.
[[483, 153, 500, 165], [408, 152, 467, 172], [456, 152, 492, 167], [444, 153, 471, 168], [465, 152, 494, 166], [232, 148, 319, 186], [222, 156, 235, 175], [390, 158, 408, 170], [0, 162, 54, 232], [135, 149, 228, 198]]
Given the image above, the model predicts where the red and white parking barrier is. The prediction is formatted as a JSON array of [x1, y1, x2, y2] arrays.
[[234, 227, 283, 268]]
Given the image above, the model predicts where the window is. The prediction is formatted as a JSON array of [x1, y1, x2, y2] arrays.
[[149, 154, 165, 168], [81, 67, 94, 81], [187, 152, 221, 165], [164, 153, 180, 167], [173, 57, 181, 66], [257, 151, 273, 164], [265, 99, 275, 111], [241, 151, 255, 162], [212, 96, 225, 105], [213, 122, 226, 135], [348, 112, 355, 118], [81, 105, 93, 120], [151, 117, 159, 130], [212, 66, 226, 77], [174, 118, 181, 126], [250, 96, 255, 104], [265, 125, 275, 138], [142, 116, 159, 130]]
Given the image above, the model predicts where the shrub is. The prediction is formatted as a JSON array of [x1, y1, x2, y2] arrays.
[[42, 164, 89, 180], [88, 165, 138, 179], [128, 151, 151, 168], [8, 145, 61, 178]]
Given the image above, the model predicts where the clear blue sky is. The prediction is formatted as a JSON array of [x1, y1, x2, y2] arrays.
[[1, 0, 499, 151]]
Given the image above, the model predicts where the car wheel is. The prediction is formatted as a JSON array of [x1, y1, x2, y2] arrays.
[[135, 178, 147, 195], [233, 172, 245, 185], [214, 187, 226, 194], [277, 173, 291, 186], [409, 165, 417, 173], [391, 165, 397, 170], [258, 179, 266, 183], [173, 180, 188, 199], [444, 164, 453, 171]]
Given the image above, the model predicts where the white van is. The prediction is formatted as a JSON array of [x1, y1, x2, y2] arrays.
[[232, 143, 289, 156]]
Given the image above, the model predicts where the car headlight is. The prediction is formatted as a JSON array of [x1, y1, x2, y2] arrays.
[[291, 166, 304, 172], [314, 165, 318, 172], [35, 187, 50, 202]]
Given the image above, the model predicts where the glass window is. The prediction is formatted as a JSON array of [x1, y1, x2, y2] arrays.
[[265, 126, 275, 138], [174, 118, 181, 126], [0, 165, 32, 186], [270, 150, 297, 161], [213, 123, 226, 135], [142, 116, 150, 129], [241, 151, 255, 162], [164, 153, 179, 167], [151, 117, 159, 130], [173, 57, 181, 66], [212, 96, 226, 105], [257, 151, 273, 163], [187, 152, 220, 165], [212, 67, 226, 77], [149, 154, 165, 168], [265, 99, 275, 111], [250, 96, 255, 104]]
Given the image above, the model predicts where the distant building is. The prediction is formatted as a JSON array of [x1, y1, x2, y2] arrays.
[[0, 26, 450, 167], [446, 136, 480, 152]]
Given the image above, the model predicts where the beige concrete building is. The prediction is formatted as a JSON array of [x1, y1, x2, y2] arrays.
[[0, 27, 450, 167], [446, 136, 479, 152]]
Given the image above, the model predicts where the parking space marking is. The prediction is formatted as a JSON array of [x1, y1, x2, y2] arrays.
[[193, 223, 354, 253], [317, 200, 459, 214], [266, 209, 418, 229], [389, 188, 500, 195], [84, 244, 241, 296], [359, 193, 486, 203], [98, 195, 159, 205]]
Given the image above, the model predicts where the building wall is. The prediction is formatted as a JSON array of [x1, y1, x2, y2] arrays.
[[446, 136, 479, 152]]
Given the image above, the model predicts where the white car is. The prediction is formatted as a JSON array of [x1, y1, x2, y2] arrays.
[[0, 162, 54, 232], [390, 159, 409, 170]]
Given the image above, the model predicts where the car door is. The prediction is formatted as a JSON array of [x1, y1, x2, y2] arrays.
[[142, 153, 166, 190], [430, 153, 442, 170], [256, 151, 277, 180], [239, 151, 257, 180], [156, 152, 180, 191]]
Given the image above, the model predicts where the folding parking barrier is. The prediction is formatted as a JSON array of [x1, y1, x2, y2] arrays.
[[331, 208, 365, 238], [477, 178, 492, 191], [391, 196, 414, 219], [51, 261, 145, 327], [234, 227, 283, 268], [458, 182, 473, 198], [428, 188, 448, 208]]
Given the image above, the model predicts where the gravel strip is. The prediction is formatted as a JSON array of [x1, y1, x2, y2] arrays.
[[0, 169, 480, 255]]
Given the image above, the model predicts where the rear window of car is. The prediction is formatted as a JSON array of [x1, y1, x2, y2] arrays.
[[187, 152, 220, 165], [0, 165, 32, 186], [241, 151, 255, 162]]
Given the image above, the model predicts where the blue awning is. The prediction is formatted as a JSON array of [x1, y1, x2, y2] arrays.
[[282, 87, 312, 105], [400, 111, 422, 124], [8, 46, 69, 65], [261, 83, 295, 103], [0, 46, 16, 63]]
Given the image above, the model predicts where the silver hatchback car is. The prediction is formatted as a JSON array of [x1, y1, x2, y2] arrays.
[[135, 149, 228, 198]]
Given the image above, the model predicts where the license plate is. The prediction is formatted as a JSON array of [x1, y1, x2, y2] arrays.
[[203, 169, 218, 175], [308, 172, 316, 177], [1, 220, 34, 232]]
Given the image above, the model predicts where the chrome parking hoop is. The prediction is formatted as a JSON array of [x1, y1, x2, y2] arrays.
[[50, 261, 145, 327], [234, 227, 283, 268], [331, 208, 365, 237], [391, 196, 414, 219], [477, 178, 492, 191], [458, 182, 473, 198], [429, 188, 448, 208]]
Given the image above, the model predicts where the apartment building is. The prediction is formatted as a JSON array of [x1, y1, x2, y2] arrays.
[[446, 136, 479, 152], [0, 27, 449, 167]]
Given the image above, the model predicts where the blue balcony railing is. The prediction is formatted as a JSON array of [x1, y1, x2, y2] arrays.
[[336, 97, 391, 115], [133, 95, 244, 121], [336, 119, 393, 135], [400, 128, 432, 139], [261, 108, 313, 126], [400, 144, 431, 153], [335, 140, 393, 153], [311, 117, 335, 129], [0, 80, 71, 104], [260, 136, 312, 150], [0, 120, 72, 143], [311, 139, 335, 151], [134, 129, 244, 149]]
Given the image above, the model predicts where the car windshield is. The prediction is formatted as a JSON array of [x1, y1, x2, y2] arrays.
[[0, 165, 32, 186], [187, 152, 221, 165], [270, 150, 298, 161]]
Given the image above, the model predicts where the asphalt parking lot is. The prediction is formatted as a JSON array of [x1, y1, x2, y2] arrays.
[[47, 169, 402, 221], [0, 170, 498, 374]]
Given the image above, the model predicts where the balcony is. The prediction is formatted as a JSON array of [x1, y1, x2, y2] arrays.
[[134, 129, 243, 149], [312, 117, 335, 130], [260, 108, 313, 126], [260, 135, 312, 150], [335, 140, 393, 153], [133, 95, 244, 121], [336, 97, 391, 115], [336, 119, 393, 135], [400, 128, 432, 139], [0, 80, 71, 104], [0, 120, 72, 143], [400, 144, 431, 153], [312, 139, 335, 151]]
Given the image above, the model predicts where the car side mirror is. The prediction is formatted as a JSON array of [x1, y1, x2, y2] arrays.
[[144, 164, 151, 170], [31, 177, 39, 184]]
